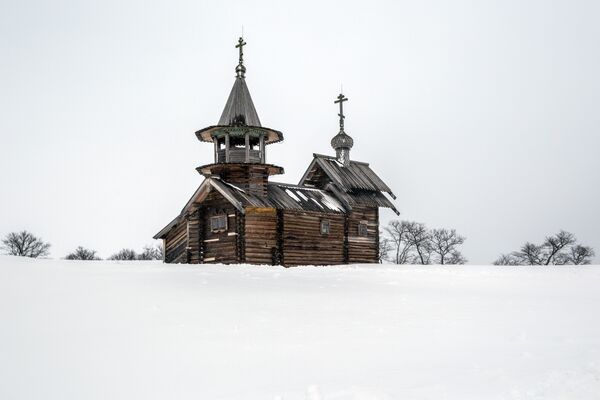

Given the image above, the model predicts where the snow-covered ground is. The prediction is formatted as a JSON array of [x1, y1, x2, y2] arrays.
[[1, 256, 599, 400]]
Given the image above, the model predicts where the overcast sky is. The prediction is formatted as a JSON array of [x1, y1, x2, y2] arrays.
[[1, 0, 599, 263]]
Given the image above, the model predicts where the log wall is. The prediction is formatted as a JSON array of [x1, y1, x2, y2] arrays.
[[244, 207, 278, 265], [187, 209, 203, 264], [164, 220, 188, 263], [281, 210, 345, 266], [217, 165, 269, 197], [347, 206, 379, 264], [164, 194, 380, 265], [200, 190, 239, 264]]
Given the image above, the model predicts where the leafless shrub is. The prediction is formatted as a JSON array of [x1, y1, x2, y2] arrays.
[[1, 231, 51, 258], [567, 245, 595, 265], [108, 248, 138, 261], [65, 246, 101, 260], [493, 254, 520, 266], [138, 243, 163, 261], [446, 250, 468, 265], [516, 242, 544, 265], [493, 231, 594, 265]]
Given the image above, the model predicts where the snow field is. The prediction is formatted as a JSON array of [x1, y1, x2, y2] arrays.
[[1, 256, 599, 399]]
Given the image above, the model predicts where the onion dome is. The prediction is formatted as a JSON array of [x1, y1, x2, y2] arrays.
[[331, 131, 354, 150]]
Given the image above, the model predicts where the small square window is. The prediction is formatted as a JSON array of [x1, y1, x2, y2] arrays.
[[210, 215, 228, 233], [358, 222, 368, 236], [320, 220, 330, 235]]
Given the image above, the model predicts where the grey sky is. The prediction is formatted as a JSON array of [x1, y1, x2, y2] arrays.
[[1, 0, 599, 263]]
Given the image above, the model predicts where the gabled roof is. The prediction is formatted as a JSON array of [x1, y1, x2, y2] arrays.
[[218, 77, 261, 127], [298, 154, 399, 215], [154, 179, 244, 239], [153, 178, 346, 239], [300, 154, 396, 198]]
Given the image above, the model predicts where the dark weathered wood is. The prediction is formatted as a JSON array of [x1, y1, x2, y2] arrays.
[[275, 209, 284, 265], [164, 221, 188, 263], [243, 207, 277, 265], [281, 210, 345, 266], [157, 55, 397, 265], [198, 208, 205, 263], [194, 189, 239, 264], [236, 210, 245, 263], [346, 206, 379, 264], [343, 215, 349, 264]]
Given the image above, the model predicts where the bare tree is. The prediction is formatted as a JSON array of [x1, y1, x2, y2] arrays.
[[65, 246, 101, 260], [405, 222, 431, 265], [378, 234, 393, 263], [568, 245, 595, 265], [493, 231, 594, 265], [108, 248, 138, 261], [1, 231, 51, 258], [541, 230, 576, 265], [446, 250, 468, 265], [138, 244, 163, 261], [430, 228, 466, 265], [384, 221, 414, 264], [382, 221, 468, 265], [515, 242, 544, 265]]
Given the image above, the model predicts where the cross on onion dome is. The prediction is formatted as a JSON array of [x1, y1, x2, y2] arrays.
[[334, 93, 348, 131]]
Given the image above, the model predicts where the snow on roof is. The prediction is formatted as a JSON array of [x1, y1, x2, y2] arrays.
[[155, 178, 350, 238], [268, 183, 345, 213], [285, 188, 301, 202]]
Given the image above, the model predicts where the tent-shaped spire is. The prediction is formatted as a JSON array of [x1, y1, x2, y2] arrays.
[[195, 37, 283, 145], [217, 37, 261, 127], [218, 76, 261, 127]]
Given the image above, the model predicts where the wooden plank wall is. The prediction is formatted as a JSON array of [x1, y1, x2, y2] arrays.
[[244, 207, 278, 265], [347, 206, 379, 263], [282, 210, 345, 266], [302, 162, 330, 188]]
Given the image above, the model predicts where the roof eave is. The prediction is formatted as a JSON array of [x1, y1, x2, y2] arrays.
[[195, 125, 284, 145]]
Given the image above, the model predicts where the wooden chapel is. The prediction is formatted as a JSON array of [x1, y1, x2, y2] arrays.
[[154, 37, 398, 266]]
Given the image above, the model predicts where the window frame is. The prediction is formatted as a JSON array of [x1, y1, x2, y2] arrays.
[[358, 221, 368, 237], [320, 219, 330, 235], [210, 214, 228, 233]]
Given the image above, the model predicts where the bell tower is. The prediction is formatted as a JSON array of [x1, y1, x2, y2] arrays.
[[195, 37, 284, 197]]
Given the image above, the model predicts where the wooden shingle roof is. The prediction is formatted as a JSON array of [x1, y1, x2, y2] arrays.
[[298, 154, 398, 215], [300, 154, 395, 197], [194, 76, 284, 145], [218, 77, 261, 127], [153, 178, 347, 239]]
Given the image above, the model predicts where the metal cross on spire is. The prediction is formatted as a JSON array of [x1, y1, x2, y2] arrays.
[[235, 37, 247, 78], [334, 93, 348, 131]]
